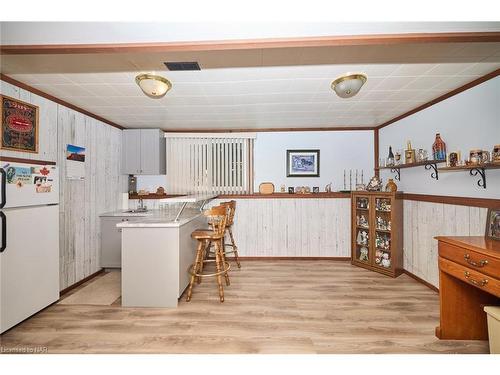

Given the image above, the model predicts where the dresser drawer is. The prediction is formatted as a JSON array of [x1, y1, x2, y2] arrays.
[[439, 257, 500, 298], [439, 242, 500, 279]]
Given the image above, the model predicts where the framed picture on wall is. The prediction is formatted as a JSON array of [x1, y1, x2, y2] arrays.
[[0, 95, 39, 153], [286, 149, 320, 177], [485, 209, 500, 241]]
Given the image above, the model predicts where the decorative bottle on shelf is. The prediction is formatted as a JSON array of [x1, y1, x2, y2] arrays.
[[386, 146, 395, 166], [432, 133, 446, 161], [405, 140, 416, 164]]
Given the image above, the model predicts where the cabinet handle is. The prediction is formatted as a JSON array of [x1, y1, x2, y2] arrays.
[[464, 271, 488, 287], [464, 254, 488, 268]]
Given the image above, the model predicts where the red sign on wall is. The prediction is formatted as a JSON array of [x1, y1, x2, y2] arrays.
[[1, 95, 39, 153]]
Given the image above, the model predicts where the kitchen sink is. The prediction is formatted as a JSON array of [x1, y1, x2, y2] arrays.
[[125, 209, 148, 213]]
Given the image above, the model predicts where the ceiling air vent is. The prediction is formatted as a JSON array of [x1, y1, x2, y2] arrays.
[[164, 61, 201, 71]]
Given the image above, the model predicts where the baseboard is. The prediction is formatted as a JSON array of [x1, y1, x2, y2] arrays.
[[60, 268, 105, 296], [403, 270, 439, 292], [238, 256, 351, 260]]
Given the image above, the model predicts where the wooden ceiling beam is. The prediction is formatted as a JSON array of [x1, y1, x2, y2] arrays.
[[2, 32, 500, 55]]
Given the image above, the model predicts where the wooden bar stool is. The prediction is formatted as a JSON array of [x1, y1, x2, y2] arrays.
[[202, 201, 241, 268], [219, 200, 241, 268], [186, 205, 230, 303]]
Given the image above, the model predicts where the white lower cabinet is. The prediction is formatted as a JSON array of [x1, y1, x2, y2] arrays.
[[100, 217, 141, 268]]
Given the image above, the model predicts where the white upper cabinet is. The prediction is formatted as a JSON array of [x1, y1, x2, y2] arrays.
[[122, 129, 166, 175]]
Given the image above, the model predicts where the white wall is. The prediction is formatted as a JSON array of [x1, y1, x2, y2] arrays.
[[254, 131, 374, 192], [379, 77, 500, 199], [1, 80, 126, 290]]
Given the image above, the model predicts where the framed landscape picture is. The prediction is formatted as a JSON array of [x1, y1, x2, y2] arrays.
[[485, 209, 500, 241], [1, 95, 39, 153], [286, 149, 320, 177]]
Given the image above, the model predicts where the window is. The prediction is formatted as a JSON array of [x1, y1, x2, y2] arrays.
[[165, 133, 255, 195]]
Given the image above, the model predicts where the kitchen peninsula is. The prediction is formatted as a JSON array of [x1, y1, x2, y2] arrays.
[[117, 195, 216, 307]]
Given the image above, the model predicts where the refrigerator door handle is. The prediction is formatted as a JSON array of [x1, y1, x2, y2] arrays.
[[0, 167, 5, 209], [0, 211, 6, 252]]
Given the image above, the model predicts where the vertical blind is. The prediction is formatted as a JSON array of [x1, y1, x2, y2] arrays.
[[165, 133, 255, 195]]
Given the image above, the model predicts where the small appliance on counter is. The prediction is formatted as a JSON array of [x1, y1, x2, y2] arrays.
[[128, 174, 137, 194]]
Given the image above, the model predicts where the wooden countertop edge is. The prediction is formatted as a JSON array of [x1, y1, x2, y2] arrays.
[[128, 192, 499, 206], [435, 236, 500, 259], [129, 192, 351, 199]]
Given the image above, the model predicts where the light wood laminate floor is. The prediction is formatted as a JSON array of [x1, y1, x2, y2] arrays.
[[0, 261, 489, 354]]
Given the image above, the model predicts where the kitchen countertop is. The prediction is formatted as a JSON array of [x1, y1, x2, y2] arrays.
[[99, 210, 154, 217], [116, 208, 203, 228]]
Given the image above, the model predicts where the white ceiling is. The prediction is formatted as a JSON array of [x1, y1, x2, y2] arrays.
[[8, 61, 499, 130], [2, 22, 500, 45], [1, 22, 500, 130]]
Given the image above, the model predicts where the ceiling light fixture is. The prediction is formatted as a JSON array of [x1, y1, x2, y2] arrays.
[[135, 73, 172, 99], [331, 73, 367, 99]]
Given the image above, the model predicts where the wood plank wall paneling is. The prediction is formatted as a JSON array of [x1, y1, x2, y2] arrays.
[[402, 200, 488, 288], [209, 198, 351, 257], [0, 79, 125, 291]]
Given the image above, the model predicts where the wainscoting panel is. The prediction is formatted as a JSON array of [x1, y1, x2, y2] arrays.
[[211, 198, 351, 257], [402, 200, 487, 288], [58, 108, 124, 290]]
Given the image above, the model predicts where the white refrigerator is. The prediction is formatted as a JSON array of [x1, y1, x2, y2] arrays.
[[0, 161, 60, 334]]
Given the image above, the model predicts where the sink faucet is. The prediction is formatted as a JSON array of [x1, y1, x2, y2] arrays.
[[138, 198, 147, 211]]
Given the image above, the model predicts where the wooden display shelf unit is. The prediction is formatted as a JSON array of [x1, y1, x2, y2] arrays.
[[351, 191, 403, 278], [378, 160, 446, 181], [438, 162, 500, 189]]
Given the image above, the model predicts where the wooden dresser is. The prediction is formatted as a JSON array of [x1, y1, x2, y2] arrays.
[[435, 236, 500, 340]]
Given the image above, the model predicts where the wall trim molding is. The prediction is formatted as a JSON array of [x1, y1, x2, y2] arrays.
[[0, 74, 124, 130], [0, 156, 56, 165], [402, 270, 439, 293], [59, 269, 105, 295], [2, 32, 500, 55], [165, 127, 374, 133], [402, 193, 500, 209], [376, 68, 500, 130], [239, 256, 351, 260]]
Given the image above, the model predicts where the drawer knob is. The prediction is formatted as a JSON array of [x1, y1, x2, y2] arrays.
[[464, 271, 488, 287], [464, 253, 488, 268]]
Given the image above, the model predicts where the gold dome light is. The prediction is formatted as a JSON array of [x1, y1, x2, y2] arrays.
[[331, 73, 367, 99], [135, 73, 172, 99]]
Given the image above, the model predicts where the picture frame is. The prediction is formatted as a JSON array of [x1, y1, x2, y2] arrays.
[[446, 151, 461, 167], [288, 187, 295, 194], [485, 208, 500, 241], [1, 95, 39, 153], [313, 187, 320, 193], [286, 149, 320, 177]]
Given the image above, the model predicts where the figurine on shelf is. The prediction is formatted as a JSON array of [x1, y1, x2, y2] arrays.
[[385, 178, 397, 193], [357, 198, 369, 209], [376, 216, 389, 230], [376, 199, 391, 212], [325, 183, 332, 193], [359, 247, 369, 261], [357, 214, 368, 228], [381, 253, 391, 268], [366, 176, 382, 191], [357, 230, 369, 246], [375, 249, 383, 264], [432, 133, 447, 161]]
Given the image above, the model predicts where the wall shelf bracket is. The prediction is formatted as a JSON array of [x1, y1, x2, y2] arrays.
[[424, 163, 439, 180], [469, 168, 486, 189], [390, 167, 401, 181]]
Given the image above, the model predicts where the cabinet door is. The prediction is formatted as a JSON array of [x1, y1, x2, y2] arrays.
[[100, 217, 141, 268], [372, 195, 393, 271], [122, 129, 141, 174], [139, 129, 160, 175], [353, 195, 371, 265]]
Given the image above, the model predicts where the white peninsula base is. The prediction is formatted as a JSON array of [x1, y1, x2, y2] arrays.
[[119, 211, 206, 307]]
